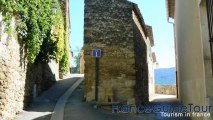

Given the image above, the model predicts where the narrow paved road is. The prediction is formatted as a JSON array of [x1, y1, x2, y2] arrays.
[[14, 74, 191, 120], [64, 83, 191, 120], [14, 75, 84, 120]]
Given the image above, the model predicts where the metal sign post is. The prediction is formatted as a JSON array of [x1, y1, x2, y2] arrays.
[[95, 57, 99, 102], [92, 49, 101, 102]]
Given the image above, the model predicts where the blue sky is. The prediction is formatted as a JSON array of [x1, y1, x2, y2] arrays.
[[69, 0, 175, 68]]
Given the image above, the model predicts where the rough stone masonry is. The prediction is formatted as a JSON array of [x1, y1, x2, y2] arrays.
[[84, 0, 152, 104], [0, 0, 70, 119], [0, 15, 57, 120]]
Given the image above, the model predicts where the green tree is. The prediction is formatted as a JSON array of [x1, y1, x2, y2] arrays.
[[74, 52, 81, 73]]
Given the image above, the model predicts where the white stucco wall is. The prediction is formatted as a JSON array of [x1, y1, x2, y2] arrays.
[[199, 0, 213, 98], [199, 1, 213, 120], [174, 0, 213, 119], [176, 0, 205, 104], [147, 37, 155, 100]]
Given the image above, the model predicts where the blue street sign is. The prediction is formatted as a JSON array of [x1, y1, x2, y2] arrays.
[[92, 49, 102, 58]]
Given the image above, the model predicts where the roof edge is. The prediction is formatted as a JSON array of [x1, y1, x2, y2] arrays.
[[166, 0, 175, 19], [132, 3, 148, 38]]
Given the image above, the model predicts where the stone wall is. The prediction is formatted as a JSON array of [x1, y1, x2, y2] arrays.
[[133, 21, 149, 104], [24, 62, 58, 102], [132, 9, 154, 103], [80, 50, 85, 74], [0, 15, 58, 120], [0, 16, 27, 120], [155, 85, 177, 95], [84, 0, 150, 104]]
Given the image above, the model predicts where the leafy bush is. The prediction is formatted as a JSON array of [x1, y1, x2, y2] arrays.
[[0, 0, 69, 73]]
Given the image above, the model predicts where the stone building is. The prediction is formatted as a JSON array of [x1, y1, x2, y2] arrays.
[[167, 0, 213, 119], [84, 0, 155, 104], [146, 26, 156, 100], [80, 50, 85, 74]]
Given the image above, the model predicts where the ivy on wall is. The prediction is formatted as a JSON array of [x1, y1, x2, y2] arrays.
[[0, 0, 69, 73], [59, 31, 69, 73]]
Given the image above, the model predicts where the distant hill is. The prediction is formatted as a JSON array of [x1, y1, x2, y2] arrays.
[[154, 67, 176, 85]]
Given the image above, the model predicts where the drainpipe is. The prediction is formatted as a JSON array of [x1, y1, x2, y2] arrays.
[[167, 18, 179, 99]]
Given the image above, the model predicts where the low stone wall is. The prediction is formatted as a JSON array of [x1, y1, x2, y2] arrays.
[[155, 85, 177, 95], [25, 62, 58, 102]]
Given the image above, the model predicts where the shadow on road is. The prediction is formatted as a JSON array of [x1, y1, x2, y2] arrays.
[[15, 77, 81, 120], [63, 82, 192, 120]]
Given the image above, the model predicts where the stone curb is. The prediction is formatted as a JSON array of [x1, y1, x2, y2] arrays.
[[50, 77, 84, 120]]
